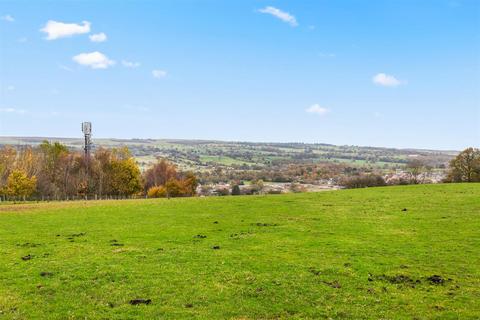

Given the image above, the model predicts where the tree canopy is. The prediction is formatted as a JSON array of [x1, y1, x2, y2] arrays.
[[0, 144, 197, 200], [447, 148, 480, 182]]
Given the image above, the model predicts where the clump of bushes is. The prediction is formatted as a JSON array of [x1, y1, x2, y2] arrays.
[[147, 186, 167, 198], [340, 174, 386, 189], [145, 160, 198, 198]]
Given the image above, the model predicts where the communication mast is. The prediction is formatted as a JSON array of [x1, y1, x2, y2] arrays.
[[82, 122, 92, 159], [81, 122, 92, 198]]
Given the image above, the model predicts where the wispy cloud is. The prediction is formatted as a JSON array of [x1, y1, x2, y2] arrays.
[[6, 85, 15, 91], [306, 104, 329, 116], [40, 20, 91, 40], [59, 64, 74, 72], [1, 15, 14, 22], [89, 32, 107, 43], [152, 69, 167, 79], [122, 60, 141, 68], [372, 73, 404, 87], [0, 107, 26, 115], [318, 52, 336, 58], [258, 6, 298, 27], [72, 51, 115, 69]]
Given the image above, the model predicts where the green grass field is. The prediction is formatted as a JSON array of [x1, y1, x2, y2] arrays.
[[0, 184, 479, 319]]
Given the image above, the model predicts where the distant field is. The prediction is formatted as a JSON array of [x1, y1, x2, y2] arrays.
[[0, 184, 479, 319], [0, 136, 456, 172], [200, 155, 255, 166]]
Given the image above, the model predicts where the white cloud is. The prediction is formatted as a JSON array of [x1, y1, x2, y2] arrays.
[[318, 52, 336, 58], [372, 73, 403, 87], [72, 51, 115, 69], [152, 69, 167, 79], [40, 20, 91, 40], [258, 6, 298, 27], [306, 104, 329, 116], [1, 15, 14, 22], [0, 107, 26, 114], [122, 60, 141, 68], [89, 32, 107, 42], [6, 85, 15, 91]]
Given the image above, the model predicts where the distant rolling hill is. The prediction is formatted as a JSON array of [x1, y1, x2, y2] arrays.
[[0, 136, 456, 173]]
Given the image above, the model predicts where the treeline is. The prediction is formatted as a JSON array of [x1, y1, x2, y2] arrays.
[[340, 148, 480, 189], [0, 142, 197, 201], [197, 162, 347, 185]]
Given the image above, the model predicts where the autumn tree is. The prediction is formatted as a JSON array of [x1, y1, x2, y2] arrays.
[[0, 146, 17, 188], [37, 141, 69, 198], [181, 172, 198, 196], [91, 147, 114, 196], [250, 179, 265, 194], [16, 147, 40, 178], [165, 178, 183, 198], [5, 170, 37, 200], [109, 148, 143, 196], [143, 158, 177, 191], [447, 148, 480, 182]]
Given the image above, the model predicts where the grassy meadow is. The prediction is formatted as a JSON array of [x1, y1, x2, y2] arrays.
[[0, 184, 479, 319]]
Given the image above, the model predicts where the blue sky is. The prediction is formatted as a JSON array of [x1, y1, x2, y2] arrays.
[[0, 0, 479, 150]]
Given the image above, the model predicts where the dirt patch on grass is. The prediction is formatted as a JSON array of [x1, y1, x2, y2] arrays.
[[252, 223, 278, 227], [369, 274, 452, 288], [111, 243, 124, 247], [21, 255, 32, 261], [323, 280, 342, 289], [427, 275, 449, 285], [129, 299, 151, 306], [66, 232, 86, 242], [69, 232, 86, 238]]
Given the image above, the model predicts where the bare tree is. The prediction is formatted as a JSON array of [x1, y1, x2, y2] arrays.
[[406, 158, 426, 184]]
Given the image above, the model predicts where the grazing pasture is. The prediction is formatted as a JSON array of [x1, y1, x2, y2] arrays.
[[0, 184, 479, 319]]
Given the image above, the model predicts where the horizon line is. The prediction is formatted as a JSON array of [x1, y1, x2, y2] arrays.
[[0, 135, 461, 153]]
